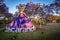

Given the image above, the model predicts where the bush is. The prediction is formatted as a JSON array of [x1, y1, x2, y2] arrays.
[[0, 19, 11, 25], [31, 19, 46, 25]]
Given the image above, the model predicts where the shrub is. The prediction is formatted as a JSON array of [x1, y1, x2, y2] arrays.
[[31, 19, 45, 25]]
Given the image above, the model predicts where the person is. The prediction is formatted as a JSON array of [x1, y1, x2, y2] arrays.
[[5, 5, 35, 32]]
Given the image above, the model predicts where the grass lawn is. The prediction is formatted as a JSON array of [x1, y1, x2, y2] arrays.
[[0, 23, 60, 40]]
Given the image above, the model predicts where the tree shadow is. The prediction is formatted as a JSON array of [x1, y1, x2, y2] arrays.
[[48, 31, 60, 40]]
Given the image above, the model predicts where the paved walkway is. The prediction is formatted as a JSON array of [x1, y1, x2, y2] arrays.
[[0, 25, 6, 31]]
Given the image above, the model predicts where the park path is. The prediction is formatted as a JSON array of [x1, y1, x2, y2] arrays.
[[0, 25, 6, 31]]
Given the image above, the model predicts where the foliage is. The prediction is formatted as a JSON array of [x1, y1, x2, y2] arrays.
[[31, 19, 45, 25], [46, 16, 60, 23], [0, 19, 11, 25]]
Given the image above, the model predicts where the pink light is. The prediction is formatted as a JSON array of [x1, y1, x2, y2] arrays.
[[10, 21, 14, 26], [25, 22, 33, 28]]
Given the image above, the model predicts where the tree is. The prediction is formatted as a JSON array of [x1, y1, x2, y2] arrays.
[[0, 0, 12, 18]]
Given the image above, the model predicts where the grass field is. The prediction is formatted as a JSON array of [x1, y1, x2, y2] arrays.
[[0, 23, 60, 40]]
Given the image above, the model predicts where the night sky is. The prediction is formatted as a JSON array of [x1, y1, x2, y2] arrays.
[[4, 0, 54, 14]]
